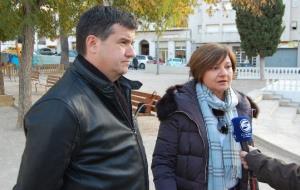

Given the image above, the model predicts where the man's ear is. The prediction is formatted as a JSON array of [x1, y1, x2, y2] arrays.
[[86, 35, 98, 54]]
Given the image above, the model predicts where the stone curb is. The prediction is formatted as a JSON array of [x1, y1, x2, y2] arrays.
[[253, 134, 300, 163], [248, 89, 300, 163]]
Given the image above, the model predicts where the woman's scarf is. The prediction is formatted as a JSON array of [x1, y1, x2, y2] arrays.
[[196, 83, 242, 190]]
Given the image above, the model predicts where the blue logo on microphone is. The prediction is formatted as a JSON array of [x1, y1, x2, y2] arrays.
[[231, 116, 253, 142], [240, 119, 251, 133]]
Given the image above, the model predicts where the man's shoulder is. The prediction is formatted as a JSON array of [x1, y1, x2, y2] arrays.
[[35, 71, 88, 108]]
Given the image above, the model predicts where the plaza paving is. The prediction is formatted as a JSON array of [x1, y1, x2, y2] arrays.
[[0, 69, 298, 190]]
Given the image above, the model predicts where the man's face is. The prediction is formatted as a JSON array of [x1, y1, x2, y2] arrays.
[[87, 24, 136, 81]]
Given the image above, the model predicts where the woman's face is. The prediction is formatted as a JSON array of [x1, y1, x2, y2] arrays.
[[202, 55, 233, 100]]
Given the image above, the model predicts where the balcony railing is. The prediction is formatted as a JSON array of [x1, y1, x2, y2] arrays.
[[236, 67, 300, 80]]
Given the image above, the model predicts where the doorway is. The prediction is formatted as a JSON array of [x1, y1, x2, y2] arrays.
[[140, 40, 149, 55]]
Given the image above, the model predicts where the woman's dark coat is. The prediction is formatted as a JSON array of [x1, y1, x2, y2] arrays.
[[151, 80, 259, 190]]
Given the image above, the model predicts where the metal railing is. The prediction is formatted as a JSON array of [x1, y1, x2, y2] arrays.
[[33, 64, 65, 74], [1, 63, 68, 80], [236, 67, 300, 80], [0, 64, 18, 81]]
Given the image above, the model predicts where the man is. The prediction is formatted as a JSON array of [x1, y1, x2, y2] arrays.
[[14, 6, 149, 190], [240, 146, 300, 190], [133, 57, 138, 70]]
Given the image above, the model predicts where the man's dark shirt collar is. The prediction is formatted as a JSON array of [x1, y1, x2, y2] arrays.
[[77, 54, 111, 83]]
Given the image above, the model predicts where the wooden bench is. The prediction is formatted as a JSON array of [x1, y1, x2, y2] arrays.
[[31, 71, 40, 92], [38, 74, 61, 92], [2, 63, 17, 81], [131, 90, 161, 116]]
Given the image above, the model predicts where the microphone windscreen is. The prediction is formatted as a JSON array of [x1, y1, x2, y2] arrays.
[[231, 116, 252, 142]]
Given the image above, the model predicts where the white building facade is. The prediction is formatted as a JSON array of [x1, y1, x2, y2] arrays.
[[136, 0, 300, 67], [3, 0, 299, 67], [134, 29, 192, 63]]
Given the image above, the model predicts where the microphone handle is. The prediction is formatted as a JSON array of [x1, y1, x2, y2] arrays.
[[240, 141, 259, 190], [241, 141, 250, 152]]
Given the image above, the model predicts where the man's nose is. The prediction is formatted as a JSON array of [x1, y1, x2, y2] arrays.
[[126, 45, 135, 57]]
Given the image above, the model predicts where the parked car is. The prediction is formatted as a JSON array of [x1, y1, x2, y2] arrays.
[[37, 48, 56, 55], [56, 50, 78, 57], [130, 55, 154, 69], [167, 58, 185, 67], [56, 50, 78, 63]]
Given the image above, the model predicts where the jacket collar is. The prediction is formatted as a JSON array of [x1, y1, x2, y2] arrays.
[[156, 80, 204, 124], [70, 56, 142, 97], [156, 79, 258, 122], [156, 79, 209, 147], [174, 80, 206, 129]]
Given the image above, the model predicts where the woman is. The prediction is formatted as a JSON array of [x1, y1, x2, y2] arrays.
[[151, 43, 259, 190]]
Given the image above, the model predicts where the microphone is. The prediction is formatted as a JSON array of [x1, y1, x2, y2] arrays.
[[231, 116, 259, 190], [231, 116, 253, 152]]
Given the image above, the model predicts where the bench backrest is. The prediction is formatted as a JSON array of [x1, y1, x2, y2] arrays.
[[46, 75, 61, 87], [31, 71, 40, 83], [131, 90, 161, 116]]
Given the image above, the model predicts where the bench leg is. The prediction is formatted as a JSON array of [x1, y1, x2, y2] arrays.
[[35, 83, 38, 93]]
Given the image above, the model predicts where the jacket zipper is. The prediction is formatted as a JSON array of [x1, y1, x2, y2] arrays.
[[172, 111, 208, 183], [116, 97, 148, 189], [115, 97, 136, 133], [134, 128, 149, 190]]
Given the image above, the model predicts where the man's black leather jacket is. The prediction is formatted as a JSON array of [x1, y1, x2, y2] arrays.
[[14, 57, 149, 190]]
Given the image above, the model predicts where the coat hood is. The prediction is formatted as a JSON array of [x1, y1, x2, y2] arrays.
[[156, 80, 259, 121]]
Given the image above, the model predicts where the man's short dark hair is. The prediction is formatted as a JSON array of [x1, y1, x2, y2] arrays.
[[76, 6, 138, 55]]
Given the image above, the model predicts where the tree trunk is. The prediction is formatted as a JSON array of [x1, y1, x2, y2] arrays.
[[0, 41, 5, 95], [16, 23, 34, 128], [259, 56, 265, 80], [156, 36, 160, 75], [0, 69, 4, 95], [59, 34, 69, 65]]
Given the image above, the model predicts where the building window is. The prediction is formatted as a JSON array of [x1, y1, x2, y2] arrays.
[[198, 25, 202, 33], [291, 21, 297, 30], [223, 2, 232, 10], [159, 48, 168, 62], [206, 24, 220, 33], [223, 24, 238, 33], [38, 37, 46, 45], [175, 46, 186, 60], [72, 42, 76, 50], [233, 46, 256, 66], [292, 0, 298, 7], [198, 7, 202, 14]]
